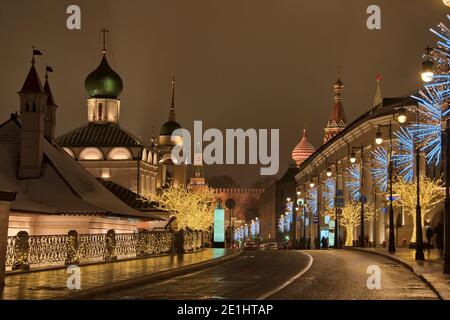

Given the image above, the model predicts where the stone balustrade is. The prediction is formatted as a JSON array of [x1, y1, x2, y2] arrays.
[[5, 228, 208, 271]]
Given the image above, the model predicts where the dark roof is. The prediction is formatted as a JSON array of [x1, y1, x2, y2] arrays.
[[160, 120, 181, 136], [97, 179, 162, 213], [57, 123, 144, 147], [20, 64, 44, 93], [298, 97, 418, 172], [43, 78, 56, 106]]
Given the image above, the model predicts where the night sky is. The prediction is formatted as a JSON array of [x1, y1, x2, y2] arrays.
[[0, 0, 447, 186]]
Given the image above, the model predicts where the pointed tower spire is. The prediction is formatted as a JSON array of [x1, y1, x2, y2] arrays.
[[21, 47, 44, 93], [43, 65, 57, 142], [43, 65, 56, 105], [18, 50, 48, 178], [189, 138, 207, 190], [169, 73, 176, 121], [150, 125, 157, 147], [373, 74, 383, 108], [159, 73, 181, 136], [323, 69, 347, 144]]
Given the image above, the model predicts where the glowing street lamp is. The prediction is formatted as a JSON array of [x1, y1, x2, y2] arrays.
[[421, 60, 434, 83], [421, 47, 434, 83], [349, 152, 357, 164], [375, 131, 383, 145], [397, 107, 407, 124], [326, 167, 333, 177], [374, 103, 408, 254]]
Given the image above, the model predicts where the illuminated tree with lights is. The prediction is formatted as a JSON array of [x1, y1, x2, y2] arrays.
[[307, 187, 318, 222], [283, 200, 293, 233], [410, 18, 450, 164], [371, 147, 389, 192], [323, 178, 335, 210], [278, 215, 285, 233], [284, 213, 292, 233], [393, 177, 444, 242], [338, 202, 374, 247], [393, 127, 415, 182], [144, 186, 215, 231], [346, 164, 361, 201]]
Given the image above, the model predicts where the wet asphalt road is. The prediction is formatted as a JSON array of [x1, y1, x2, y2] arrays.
[[97, 250, 438, 300]]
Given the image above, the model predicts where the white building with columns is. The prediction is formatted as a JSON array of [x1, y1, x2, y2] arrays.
[[295, 95, 444, 248]]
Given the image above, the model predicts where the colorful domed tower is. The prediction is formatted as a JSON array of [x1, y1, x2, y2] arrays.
[[292, 129, 316, 167], [324, 75, 347, 144]]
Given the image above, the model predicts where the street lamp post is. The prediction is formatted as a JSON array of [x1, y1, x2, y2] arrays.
[[415, 147, 425, 260], [376, 120, 396, 254], [444, 119, 450, 273], [350, 145, 366, 248], [375, 106, 407, 254], [303, 204, 307, 242], [311, 177, 321, 249], [327, 163, 340, 249], [290, 190, 300, 246]]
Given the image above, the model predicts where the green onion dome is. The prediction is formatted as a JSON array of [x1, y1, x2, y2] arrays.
[[85, 55, 123, 98]]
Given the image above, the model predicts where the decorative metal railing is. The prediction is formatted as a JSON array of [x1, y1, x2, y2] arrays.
[[78, 234, 106, 262], [4, 229, 201, 271], [6, 236, 15, 267], [183, 229, 204, 252], [28, 234, 68, 266], [115, 233, 137, 258]]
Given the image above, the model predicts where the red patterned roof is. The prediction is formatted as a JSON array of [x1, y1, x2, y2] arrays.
[[328, 78, 347, 125], [292, 129, 315, 167]]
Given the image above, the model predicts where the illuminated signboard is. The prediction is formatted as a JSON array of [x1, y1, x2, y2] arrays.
[[214, 207, 225, 243]]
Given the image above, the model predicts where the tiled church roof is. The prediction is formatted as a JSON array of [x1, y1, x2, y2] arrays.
[[57, 123, 144, 147], [0, 115, 166, 220], [97, 179, 160, 212]]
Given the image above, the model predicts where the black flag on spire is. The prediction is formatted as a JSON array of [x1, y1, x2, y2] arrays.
[[46, 66, 53, 73]]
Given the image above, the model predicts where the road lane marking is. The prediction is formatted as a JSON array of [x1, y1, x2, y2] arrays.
[[256, 251, 314, 300]]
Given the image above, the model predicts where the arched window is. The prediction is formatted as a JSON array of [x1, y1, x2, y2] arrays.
[[147, 151, 152, 163], [108, 147, 133, 160], [63, 147, 75, 158], [79, 147, 104, 160], [153, 153, 158, 165], [142, 149, 148, 162], [98, 103, 103, 121]]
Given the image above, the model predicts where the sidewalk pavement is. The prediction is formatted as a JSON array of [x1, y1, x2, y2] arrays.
[[349, 247, 450, 300], [0, 248, 240, 300]]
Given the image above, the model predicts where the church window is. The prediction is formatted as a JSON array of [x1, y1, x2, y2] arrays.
[[108, 147, 133, 160], [79, 147, 104, 160], [98, 103, 103, 120]]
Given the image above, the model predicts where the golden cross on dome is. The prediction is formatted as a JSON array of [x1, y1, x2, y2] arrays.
[[101, 28, 109, 54]]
